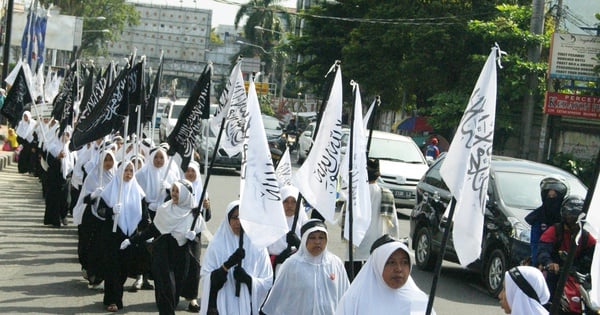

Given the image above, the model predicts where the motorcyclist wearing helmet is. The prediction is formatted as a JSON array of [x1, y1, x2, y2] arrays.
[[525, 175, 569, 266], [537, 196, 596, 314]]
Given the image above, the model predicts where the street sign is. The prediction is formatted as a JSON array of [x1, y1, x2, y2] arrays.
[[544, 92, 600, 119], [549, 33, 600, 81]]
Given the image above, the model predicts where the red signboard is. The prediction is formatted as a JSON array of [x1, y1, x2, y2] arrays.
[[544, 92, 600, 119]]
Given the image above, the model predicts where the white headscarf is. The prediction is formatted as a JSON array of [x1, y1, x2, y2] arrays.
[[200, 200, 273, 315], [47, 128, 75, 179], [135, 148, 180, 210], [267, 185, 308, 255], [261, 219, 349, 315], [153, 179, 205, 246], [72, 150, 117, 225], [101, 161, 146, 236], [504, 266, 549, 315], [186, 161, 205, 206], [335, 241, 434, 315], [15, 111, 37, 142]]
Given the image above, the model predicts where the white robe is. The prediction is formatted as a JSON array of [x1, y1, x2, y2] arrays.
[[261, 223, 349, 315], [200, 201, 273, 315], [352, 183, 399, 260], [135, 148, 179, 211], [336, 241, 435, 315]]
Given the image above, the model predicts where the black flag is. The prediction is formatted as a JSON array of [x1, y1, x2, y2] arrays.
[[145, 54, 163, 123], [77, 65, 96, 123], [69, 64, 131, 151], [120, 61, 145, 136], [51, 63, 78, 137], [167, 64, 212, 172], [1, 66, 33, 127]]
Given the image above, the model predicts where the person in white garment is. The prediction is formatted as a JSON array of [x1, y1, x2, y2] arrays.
[[498, 266, 550, 315], [267, 185, 308, 271], [336, 235, 435, 315], [345, 158, 399, 277], [200, 200, 273, 315], [261, 219, 350, 315]]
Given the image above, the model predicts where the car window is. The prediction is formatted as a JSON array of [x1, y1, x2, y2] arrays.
[[494, 172, 548, 209], [423, 160, 448, 190], [171, 105, 185, 119], [263, 116, 282, 130], [370, 137, 425, 164]]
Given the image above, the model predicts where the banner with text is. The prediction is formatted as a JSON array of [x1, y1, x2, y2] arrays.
[[544, 92, 600, 119]]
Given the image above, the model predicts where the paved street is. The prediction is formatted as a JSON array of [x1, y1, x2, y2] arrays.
[[0, 147, 504, 314]]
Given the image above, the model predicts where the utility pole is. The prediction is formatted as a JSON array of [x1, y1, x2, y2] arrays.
[[522, 0, 546, 160], [2, 0, 14, 88], [536, 0, 563, 162]]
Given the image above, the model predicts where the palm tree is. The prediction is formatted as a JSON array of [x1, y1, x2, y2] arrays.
[[234, 0, 292, 77]]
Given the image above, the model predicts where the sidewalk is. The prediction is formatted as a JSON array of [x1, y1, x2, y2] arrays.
[[0, 162, 172, 314]]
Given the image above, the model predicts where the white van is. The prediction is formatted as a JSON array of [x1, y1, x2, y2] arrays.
[[158, 99, 186, 142], [367, 130, 429, 215]]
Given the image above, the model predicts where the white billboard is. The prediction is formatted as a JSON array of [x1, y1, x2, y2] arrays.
[[549, 33, 600, 81], [11, 12, 79, 51]]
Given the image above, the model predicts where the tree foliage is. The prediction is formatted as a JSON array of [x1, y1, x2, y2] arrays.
[[38, 0, 139, 57], [293, 1, 554, 150]]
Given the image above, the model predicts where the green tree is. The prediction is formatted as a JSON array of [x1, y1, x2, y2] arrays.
[[39, 0, 139, 57]]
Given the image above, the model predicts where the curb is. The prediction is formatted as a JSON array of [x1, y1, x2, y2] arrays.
[[0, 151, 13, 171]]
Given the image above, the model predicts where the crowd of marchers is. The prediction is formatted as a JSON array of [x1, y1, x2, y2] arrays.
[[9, 108, 597, 315]]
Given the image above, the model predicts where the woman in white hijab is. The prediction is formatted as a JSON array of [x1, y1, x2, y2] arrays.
[[96, 161, 150, 312], [499, 266, 550, 315], [335, 235, 435, 315], [15, 111, 37, 173], [261, 219, 349, 315], [43, 127, 75, 227], [120, 179, 207, 314], [181, 160, 211, 312], [73, 150, 117, 285], [200, 200, 273, 315], [136, 147, 180, 218], [267, 185, 308, 270]]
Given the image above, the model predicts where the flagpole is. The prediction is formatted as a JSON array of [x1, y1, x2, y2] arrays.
[[233, 227, 244, 296], [346, 81, 358, 281], [550, 149, 600, 314], [426, 198, 457, 315], [150, 52, 163, 144], [113, 61, 132, 233], [366, 96, 380, 154], [294, 60, 340, 223], [203, 119, 209, 175]]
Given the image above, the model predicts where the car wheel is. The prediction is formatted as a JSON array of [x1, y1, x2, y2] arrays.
[[414, 226, 436, 271], [483, 248, 506, 296]]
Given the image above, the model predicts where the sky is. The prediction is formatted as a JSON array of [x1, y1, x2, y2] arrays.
[[130, 0, 298, 28]]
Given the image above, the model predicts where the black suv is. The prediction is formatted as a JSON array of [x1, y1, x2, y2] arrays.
[[409, 154, 587, 296]]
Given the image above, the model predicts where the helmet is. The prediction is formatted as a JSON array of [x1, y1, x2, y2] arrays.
[[539, 175, 568, 202], [560, 195, 585, 225], [431, 137, 438, 145]]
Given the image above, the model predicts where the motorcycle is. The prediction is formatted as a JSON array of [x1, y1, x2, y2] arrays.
[[574, 271, 600, 314], [282, 130, 298, 152]]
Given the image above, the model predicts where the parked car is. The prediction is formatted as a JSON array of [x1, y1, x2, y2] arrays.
[[158, 99, 186, 142], [296, 122, 317, 164], [368, 130, 429, 214], [195, 121, 242, 172], [409, 154, 587, 296]]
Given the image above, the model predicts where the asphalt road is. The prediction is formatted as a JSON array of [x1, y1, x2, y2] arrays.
[[0, 153, 505, 314]]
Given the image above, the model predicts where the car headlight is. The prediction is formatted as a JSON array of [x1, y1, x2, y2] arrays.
[[508, 217, 530, 243]]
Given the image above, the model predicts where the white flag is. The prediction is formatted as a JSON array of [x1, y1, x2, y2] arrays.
[[275, 148, 293, 187], [341, 82, 371, 245], [210, 61, 248, 156], [239, 79, 288, 248], [585, 176, 600, 307], [363, 97, 377, 129], [292, 65, 344, 223], [439, 46, 500, 266]]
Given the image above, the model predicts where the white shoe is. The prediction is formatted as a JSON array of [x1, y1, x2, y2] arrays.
[[89, 281, 104, 291]]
